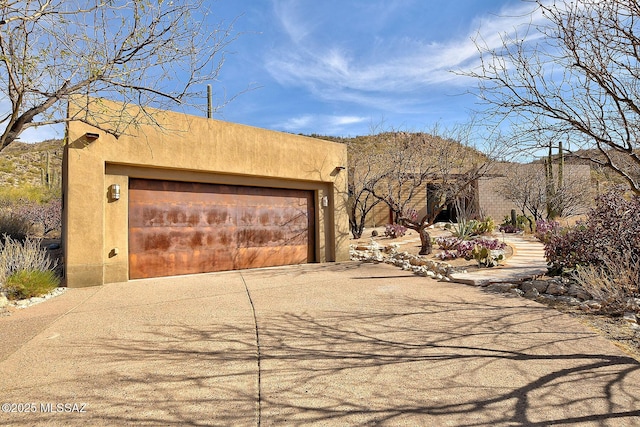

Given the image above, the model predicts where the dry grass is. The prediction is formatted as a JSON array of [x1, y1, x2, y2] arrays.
[[0, 236, 57, 285], [573, 253, 640, 314]]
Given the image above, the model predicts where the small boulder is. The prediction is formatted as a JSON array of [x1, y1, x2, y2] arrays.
[[626, 298, 640, 311], [523, 288, 540, 300], [409, 257, 431, 267], [486, 283, 518, 293], [568, 284, 591, 301], [546, 282, 568, 296], [580, 300, 602, 312], [509, 288, 524, 297], [556, 295, 581, 306], [0, 293, 8, 308], [521, 280, 549, 294]]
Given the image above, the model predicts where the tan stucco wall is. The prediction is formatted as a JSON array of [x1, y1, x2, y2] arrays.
[[478, 163, 593, 222], [64, 98, 349, 287]]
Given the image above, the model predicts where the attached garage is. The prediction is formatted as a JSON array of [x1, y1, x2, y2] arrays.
[[63, 97, 348, 287], [128, 179, 315, 279]]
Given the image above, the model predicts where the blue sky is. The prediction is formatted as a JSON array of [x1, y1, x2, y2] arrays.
[[209, 0, 542, 137], [19, 0, 545, 142]]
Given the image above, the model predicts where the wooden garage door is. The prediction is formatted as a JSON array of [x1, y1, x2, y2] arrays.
[[128, 179, 315, 279]]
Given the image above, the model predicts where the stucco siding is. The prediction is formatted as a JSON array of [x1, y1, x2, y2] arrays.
[[64, 98, 348, 287]]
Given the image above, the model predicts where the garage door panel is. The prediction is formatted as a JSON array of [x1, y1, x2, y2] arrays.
[[235, 246, 308, 270], [130, 227, 239, 253], [131, 250, 236, 277], [235, 227, 308, 248], [129, 179, 314, 279]]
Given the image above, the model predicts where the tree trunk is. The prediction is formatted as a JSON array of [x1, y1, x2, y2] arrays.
[[545, 146, 557, 219], [350, 221, 364, 239], [419, 226, 433, 255]]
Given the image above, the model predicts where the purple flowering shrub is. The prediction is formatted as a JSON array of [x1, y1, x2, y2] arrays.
[[384, 223, 407, 239], [14, 198, 62, 236], [435, 236, 461, 251], [544, 188, 640, 272], [534, 219, 560, 244], [499, 224, 522, 233], [435, 236, 506, 266]]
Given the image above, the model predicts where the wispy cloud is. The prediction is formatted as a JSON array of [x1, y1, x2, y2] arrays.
[[266, 0, 549, 109], [276, 113, 368, 134]]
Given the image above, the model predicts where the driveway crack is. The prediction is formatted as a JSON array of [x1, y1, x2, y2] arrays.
[[240, 272, 261, 427]]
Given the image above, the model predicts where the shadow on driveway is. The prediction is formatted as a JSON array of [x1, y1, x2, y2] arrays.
[[0, 262, 638, 426]]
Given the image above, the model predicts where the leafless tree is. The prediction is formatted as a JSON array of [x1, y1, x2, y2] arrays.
[[362, 128, 492, 255], [500, 162, 592, 222], [0, 0, 239, 150], [467, 0, 640, 194], [346, 136, 385, 238]]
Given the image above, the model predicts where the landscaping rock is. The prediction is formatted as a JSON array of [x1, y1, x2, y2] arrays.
[[626, 298, 640, 311], [350, 242, 452, 280], [371, 230, 378, 237], [537, 294, 557, 304], [568, 284, 591, 301], [410, 257, 429, 266], [523, 288, 540, 300], [623, 312, 638, 324], [0, 293, 8, 308], [486, 283, 518, 293], [546, 282, 568, 296], [579, 300, 602, 312], [509, 288, 524, 297], [521, 280, 549, 294], [556, 296, 581, 306]]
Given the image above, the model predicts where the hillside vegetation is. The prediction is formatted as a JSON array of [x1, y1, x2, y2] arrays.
[[0, 139, 63, 202], [315, 131, 489, 164]]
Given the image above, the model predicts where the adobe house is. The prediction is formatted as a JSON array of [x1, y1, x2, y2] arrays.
[[364, 163, 592, 228], [63, 98, 349, 287]]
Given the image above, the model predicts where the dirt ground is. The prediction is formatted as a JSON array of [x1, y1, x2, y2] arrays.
[[351, 225, 512, 271], [351, 226, 640, 362]]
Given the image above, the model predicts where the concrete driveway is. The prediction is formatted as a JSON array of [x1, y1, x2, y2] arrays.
[[1, 262, 639, 426]]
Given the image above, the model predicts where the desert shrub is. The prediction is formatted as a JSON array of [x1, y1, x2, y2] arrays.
[[470, 245, 505, 267], [545, 188, 640, 273], [499, 224, 522, 233], [456, 238, 506, 267], [473, 217, 495, 235], [450, 218, 477, 240], [384, 223, 407, 239], [0, 185, 58, 204], [0, 213, 32, 241], [455, 240, 476, 258], [573, 251, 640, 314], [0, 236, 56, 285], [3, 269, 59, 300], [534, 218, 560, 243], [500, 214, 531, 232], [435, 236, 461, 251], [14, 198, 62, 235], [435, 250, 458, 260], [438, 237, 505, 267]]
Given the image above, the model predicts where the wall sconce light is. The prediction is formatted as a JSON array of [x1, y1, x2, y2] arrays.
[[321, 196, 329, 207], [85, 132, 100, 140], [109, 184, 120, 201]]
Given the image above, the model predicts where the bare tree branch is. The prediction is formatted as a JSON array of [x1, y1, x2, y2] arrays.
[[463, 0, 640, 193], [0, 0, 239, 149]]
